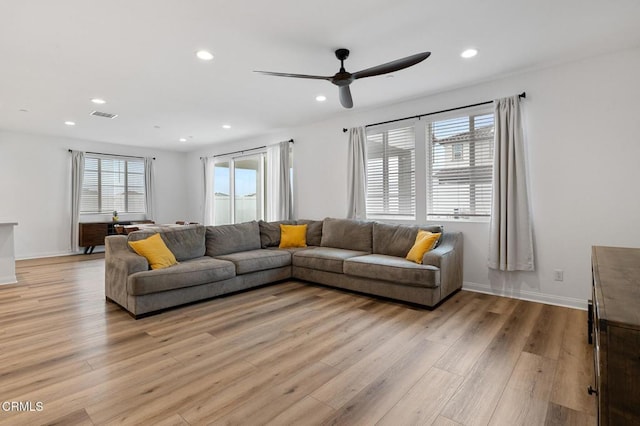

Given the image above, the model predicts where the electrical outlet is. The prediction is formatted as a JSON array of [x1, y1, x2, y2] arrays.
[[554, 269, 564, 282]]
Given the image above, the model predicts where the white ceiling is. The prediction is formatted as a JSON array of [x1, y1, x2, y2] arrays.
[[1, 0, 639, 152]]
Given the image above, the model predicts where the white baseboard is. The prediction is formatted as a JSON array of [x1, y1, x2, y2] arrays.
[[0, 275, 18, 285], [462, 281, 588, 310], [15, 249, 101, 261]]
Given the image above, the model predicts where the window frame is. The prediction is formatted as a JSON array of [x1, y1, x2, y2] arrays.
[[365, 119, 418, 221], [426, 107, 494, 221], [364, 105, 494, 224], [212, 151, 267, 225], [80, 154, 147, 215]]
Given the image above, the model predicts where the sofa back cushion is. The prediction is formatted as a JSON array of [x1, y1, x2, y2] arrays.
[[372, 222, 443, 257], [206, 221, 261, 256], [296, 219, 323, 246], [320, 218, 373, 252], [258, 220, 296, 248], [128, 225, 206, 262]]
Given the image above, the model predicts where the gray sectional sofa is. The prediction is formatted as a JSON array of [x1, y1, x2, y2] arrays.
[[105, 218, 463, 318]]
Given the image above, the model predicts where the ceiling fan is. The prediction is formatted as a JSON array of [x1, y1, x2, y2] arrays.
[[254, 48, 431, 109]]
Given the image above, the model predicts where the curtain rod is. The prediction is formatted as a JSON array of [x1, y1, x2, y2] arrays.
[[200, 139, 294, 160], [68, 149, 155, 160], [342, 92, 526, 133]]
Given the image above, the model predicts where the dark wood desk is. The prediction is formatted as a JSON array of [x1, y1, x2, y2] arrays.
[[79, 222, 129, 253]]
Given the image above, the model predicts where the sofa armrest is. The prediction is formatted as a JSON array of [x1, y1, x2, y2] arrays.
[[421, 232, 463, 298], [105, 235, 148, 310]]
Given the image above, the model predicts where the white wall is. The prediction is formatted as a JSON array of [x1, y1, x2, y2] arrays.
[[186, 46, 640, 308], [0, 131, 188, 259]]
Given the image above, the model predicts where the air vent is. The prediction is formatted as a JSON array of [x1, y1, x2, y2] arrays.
[[90, 111, 118, 119]]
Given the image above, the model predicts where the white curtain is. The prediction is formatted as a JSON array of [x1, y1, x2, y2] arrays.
[[144, 157, 155, 221], [266, 141, 293, 221], [488, 95, 534, 271], [70, 150, 84, 253], [202, 157, 215, 225], [347, 127, 367, 219]]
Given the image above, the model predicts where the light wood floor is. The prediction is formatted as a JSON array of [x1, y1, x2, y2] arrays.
[[0, 254, 596, 425]]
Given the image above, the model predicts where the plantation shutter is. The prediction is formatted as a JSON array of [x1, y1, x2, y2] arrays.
[[80, 157, 100, 213], [80, 155, 146, 214], [366, 125, 415, 218], [427, 113, 494, 218]]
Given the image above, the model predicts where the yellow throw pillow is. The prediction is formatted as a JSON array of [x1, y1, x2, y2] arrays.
[[406, 230, 442, 264], [128, 233, 178, 270], [279, 224, 308, 248]]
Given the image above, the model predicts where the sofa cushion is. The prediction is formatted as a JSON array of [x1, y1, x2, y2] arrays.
[[279, 224, 307, 248], [320, 218, 373, 253], [296, 219, 323, 246], [216, 249, 291, 275], [127, 233, 178, 270], [293, 247, 369, 274], [372, 222, 443, 257], [128, 225, 206, 262], [127, 257, 235, 296], [206, 221, 261, 256], [343, 254, 440, 288], [406, 231, 441, 264], [258, 220, 296, 248]]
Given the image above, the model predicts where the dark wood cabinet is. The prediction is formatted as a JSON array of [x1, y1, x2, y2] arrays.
[[79, 222, 131, 253], [591, 246, 640, 425]]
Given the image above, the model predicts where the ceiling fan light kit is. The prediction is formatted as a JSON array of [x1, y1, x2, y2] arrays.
[[255, 48, 431, 109]]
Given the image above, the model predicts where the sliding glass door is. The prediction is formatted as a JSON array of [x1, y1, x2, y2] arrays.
[[213, 161, 231, 225], [213, 154, 265, 225]]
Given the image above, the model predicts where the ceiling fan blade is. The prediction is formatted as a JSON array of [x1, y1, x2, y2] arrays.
[[253, 71, 331, 80], [352, 51, 431, 80], [339, 86, 353, 109]]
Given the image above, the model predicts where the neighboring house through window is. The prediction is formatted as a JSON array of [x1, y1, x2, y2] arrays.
[[427, 112, 494, 219]]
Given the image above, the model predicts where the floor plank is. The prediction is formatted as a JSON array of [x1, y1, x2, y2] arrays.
[[488, 352, 558, 425], [549, 309, 597, 417], [544, 402, 597, 426], [320, 338, 448, 425], [440, 300, 545, 426], [377, 367, 464, 426]]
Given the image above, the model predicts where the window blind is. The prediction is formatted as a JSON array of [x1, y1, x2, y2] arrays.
[[80, 155, 146, 214], [366, 125, 415, 218], [427, 113, 494, 218]]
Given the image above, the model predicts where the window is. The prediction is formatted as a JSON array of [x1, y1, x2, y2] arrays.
[[366, 125, 415, 218], [427, 113, 494, 219], [364, 108, 494, 221], [80, 155, 146, 214], [213, 153, 265, 225]]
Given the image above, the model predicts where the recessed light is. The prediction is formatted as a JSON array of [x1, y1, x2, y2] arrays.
[[196, 50, 214, 61], [222, 124, 231, 129], [179, 138, 187, 142], [65, 121, 76, 126], [315, 95, 327, 102], [461, 48, 478, 59], [91, 98, 106, 104]]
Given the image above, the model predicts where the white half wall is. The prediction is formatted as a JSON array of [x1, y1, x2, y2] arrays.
[[185, 46, 640, 309], [0, 131, 189, 259]]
